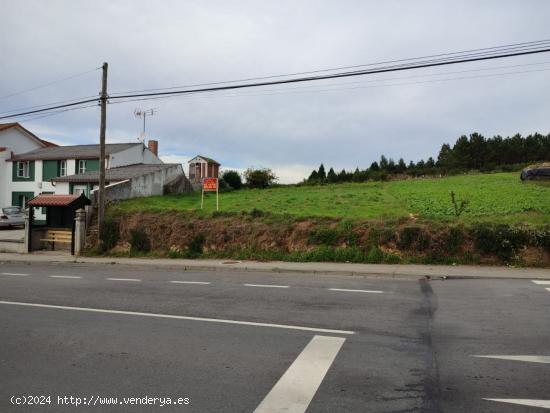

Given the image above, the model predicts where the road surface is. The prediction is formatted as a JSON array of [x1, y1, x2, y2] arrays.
[[0, 262, 549, 412]]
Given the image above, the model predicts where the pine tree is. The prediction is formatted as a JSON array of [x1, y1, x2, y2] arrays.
[[317, 164, 327, 181], [327, 167, 337, 183]]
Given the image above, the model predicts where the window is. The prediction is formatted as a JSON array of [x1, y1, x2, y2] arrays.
[[72, 185, 86, 196], [59, 160, 67, 176], [78, 160, 87, 174], [17, 161, 29, 178]]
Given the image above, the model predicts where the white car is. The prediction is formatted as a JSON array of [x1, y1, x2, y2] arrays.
[[0, 206, 25, 228]]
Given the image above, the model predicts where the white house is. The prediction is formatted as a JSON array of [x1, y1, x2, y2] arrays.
[[4, 131, 163, 221], [0, 123, 57, 209]]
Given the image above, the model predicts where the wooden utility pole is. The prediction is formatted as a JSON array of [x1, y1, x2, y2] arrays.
[[97, 62, 108, 243]]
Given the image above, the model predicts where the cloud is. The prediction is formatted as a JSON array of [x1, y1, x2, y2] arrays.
[[1, 0, 549, 183]]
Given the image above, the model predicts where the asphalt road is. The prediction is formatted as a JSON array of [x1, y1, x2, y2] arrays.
[[0, 262, 548, 412]]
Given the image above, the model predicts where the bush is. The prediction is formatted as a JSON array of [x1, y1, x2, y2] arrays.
[[244, 168, 277, 189], [187, 234, 206, 257], [222, 170, 243, 190], [130, 227, 151, 254], [397, 226, 421, 249], [99, 217, 118, 252], [308, 228, 340, 246], [443, 227, 465, 254], [249, 208, 265, 218], [472, 224, 531, 261]]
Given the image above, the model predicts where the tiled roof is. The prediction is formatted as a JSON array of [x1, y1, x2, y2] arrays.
[[12, 143, 141, 161], [189, 155, 220, 165], [27, 194, 85, 207], [0, 122, 57, 147], [51, 163, 180, 183]]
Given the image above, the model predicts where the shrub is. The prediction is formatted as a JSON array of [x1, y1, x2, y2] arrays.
[[244, 168, 277, 189], [222, 170, 243, 190], [443, 227, 465, 254], [397, 226, 422, 249], [249, 208, 265, 218], [366, 246, 384, 263], [308, 228, 340, 246], [130, 227, 150, 254], [472, 224, 531, 261], [187, 234, 206, 257], [99, 217, 119, 252], [450, 191, 469, 217]]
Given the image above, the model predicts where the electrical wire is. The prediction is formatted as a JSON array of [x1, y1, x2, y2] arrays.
[[0, 67, 100, 101], [110, 38, 550, 95]]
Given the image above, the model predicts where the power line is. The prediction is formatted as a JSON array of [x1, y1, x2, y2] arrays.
[[0, 94, 99, 116], [107, 45, 550, 101], [110, 38, 550, 95], [0, 67, 100, 101], [2, 40, 550, 121]]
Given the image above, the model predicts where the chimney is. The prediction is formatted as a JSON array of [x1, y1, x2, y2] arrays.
[[147, 140, 158, 156]]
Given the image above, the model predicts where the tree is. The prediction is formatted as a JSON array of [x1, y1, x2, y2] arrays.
[[369, 161, 380, 171], [327, 167, 337, 183], [379, 155, 389, 170], [222, 170, 243, 190], [307, 169, 319, 183], [317, 164, 327, 182], [396, 158, 407, 173], [244, 168, 277, 189], [437, 143, 452, 170]]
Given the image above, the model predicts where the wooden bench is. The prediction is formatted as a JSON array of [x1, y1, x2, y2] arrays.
[[40, 229, 72, 250]]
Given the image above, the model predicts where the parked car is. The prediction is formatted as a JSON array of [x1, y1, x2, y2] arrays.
[[0, 206, 25, 228]]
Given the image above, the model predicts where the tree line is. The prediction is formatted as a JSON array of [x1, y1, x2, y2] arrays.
[[305, 132, 550, 183]]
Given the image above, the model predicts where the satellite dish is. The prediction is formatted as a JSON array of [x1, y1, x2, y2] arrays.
[[138, 131, 146, 142]]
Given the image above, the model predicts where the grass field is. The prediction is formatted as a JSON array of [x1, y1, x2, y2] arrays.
[[110, 172, 550, 225]]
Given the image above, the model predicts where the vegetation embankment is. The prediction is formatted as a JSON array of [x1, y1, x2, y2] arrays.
[[90, 172, 550, 266]]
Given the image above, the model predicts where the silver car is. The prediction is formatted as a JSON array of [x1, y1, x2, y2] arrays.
[[0, 206, 25, 228]]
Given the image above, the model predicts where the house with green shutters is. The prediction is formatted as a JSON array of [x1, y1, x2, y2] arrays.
[[5, 140, 163, 221]]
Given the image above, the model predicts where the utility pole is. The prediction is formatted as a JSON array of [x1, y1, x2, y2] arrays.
[[97, 62, 108, 244]]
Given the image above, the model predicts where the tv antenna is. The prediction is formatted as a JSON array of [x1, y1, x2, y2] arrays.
[[134, 107, 157, 142]]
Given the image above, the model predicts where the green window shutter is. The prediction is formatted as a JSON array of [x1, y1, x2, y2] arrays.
[[42, 160, 58, 180], [86, 159, 99, 172], [11, 192, 35, 207], [12, 161, 35, 181]]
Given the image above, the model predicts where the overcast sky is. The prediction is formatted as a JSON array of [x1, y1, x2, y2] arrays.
[[1, 1, 549, 182]]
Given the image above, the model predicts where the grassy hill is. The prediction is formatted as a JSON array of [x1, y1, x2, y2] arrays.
[[110, 172, 550, 226]]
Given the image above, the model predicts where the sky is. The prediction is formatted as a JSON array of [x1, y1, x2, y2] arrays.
[[1, 0, 549, 183]]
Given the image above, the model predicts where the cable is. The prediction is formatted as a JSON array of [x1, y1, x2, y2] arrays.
[[110, 38, 550, 95], [0, 94, 99, 116], [108, 46, 550, 100], [3, 40, 550, 120], [108, 66, 550, 105], [18, 104, 99, 123], [0, 67, 100, 101]]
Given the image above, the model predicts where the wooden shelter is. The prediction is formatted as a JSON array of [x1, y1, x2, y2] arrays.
[[26, 194, 90, 255]]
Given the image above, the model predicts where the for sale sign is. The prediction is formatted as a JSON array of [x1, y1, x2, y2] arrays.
[[203, 178, 218, 192]]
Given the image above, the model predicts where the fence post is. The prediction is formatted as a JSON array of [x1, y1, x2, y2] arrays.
[[74, 208, 86, 255]]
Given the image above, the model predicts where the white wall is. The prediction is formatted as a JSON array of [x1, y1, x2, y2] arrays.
[[0, 127, 45, 208], [109, 144, 162, 168]]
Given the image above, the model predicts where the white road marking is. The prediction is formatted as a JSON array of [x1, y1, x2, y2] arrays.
[[106, 278, 141, 282], [244, 283, 289, 289], [483, 399, 550, 409], [169, 281, 211, 285], [0, 301, 355, 335], [254, 335, 346, 413], [328, 288, 383, 294], [50, 275, 82, 279], [473, 355, 550, 364], [546, 288, 550, 293], [1, 272, 29, 276], [532, 280, 550, 285]]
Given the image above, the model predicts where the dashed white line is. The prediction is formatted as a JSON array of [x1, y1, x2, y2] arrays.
[[254, 335, 346, 413], [546, 288, 550, 293], [473, 355, 550, 364], [531, 280, 550, 285], [50, 275, 82, 279], [1, 272, 29, 276], [483, 399, 550, 408], [328, 288, 383, 294], [170, 281, 211, 285], [244, 283, 289, 289], [0, 300, 355, 335], [106, 278, 141, 282]]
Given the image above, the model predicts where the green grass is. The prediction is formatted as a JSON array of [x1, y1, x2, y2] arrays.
[[109, 172, 550, 225]]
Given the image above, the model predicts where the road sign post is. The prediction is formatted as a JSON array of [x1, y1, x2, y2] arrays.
[[201, 178, 219, 211]]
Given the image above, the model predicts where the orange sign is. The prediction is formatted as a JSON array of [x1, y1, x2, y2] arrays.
[[203, 178, 218, 191]]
